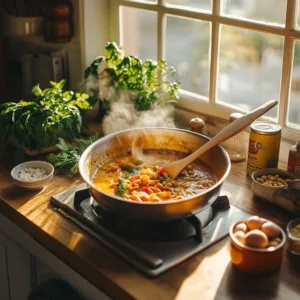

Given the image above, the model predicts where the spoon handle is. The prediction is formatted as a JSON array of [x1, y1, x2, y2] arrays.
[[165, 100, 278, 179]]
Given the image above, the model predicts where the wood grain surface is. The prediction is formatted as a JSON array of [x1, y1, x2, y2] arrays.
[[0, 138, 300, 300]]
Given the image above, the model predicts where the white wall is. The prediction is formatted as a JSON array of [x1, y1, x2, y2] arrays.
[[81, 0, 109, 67]]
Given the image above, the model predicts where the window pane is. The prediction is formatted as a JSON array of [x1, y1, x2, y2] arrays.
[[221, 0, 287, 26], [297, 4, 300, 29], [288, 40, 300, 127], [120, 7, 157, 61], [165, 0, 212, 12], [166, 16, 210, 97], [126, 0, 157, 3], [217, 25, 284, 118]]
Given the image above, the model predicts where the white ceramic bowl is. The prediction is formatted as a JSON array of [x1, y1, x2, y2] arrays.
[[251, 168, 298, 201], [11, 161, 54, 190]]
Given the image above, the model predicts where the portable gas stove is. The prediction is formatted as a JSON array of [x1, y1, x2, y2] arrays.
[[51, 183, 250, 277]]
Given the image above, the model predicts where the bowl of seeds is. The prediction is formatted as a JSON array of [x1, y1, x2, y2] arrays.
[[251, 168, 299, 201]]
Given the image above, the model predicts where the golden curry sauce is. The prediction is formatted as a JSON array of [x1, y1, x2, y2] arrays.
[[92, 150, 217, 202]]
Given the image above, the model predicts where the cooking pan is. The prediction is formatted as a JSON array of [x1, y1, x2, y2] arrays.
[[79, 127, 231, 222]]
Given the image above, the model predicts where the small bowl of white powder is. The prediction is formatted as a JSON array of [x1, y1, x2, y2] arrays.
[[11, 161, 54, 190]]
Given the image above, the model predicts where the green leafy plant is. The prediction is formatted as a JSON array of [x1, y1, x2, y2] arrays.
[[47, 135, 98, 174], [0, 80, 91, 152], [84, 42, 180, 112]]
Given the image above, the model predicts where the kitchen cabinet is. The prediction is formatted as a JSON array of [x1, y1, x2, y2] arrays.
[[0, 239, 10, 300], [0, 214, 110, 300], [0, 230, 32, 300]]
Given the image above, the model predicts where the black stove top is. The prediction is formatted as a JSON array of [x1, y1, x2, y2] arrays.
[[50, 183, 251, 277]]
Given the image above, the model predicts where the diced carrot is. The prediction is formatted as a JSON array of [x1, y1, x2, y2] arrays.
[[129, 175, 140, 181], [129, 194, 142, 202], [128, 186, 139, 192], [156, 191, 171, 199], [148, 180, 159, 186], [106, 166, 119, 172], [116, 160, 127, 167], [142, 187, 153, 194], [130, 179, 141, 185], [139, 194, 149, 202], [157, 167, 165, 175], [156, 182, 166, 190]]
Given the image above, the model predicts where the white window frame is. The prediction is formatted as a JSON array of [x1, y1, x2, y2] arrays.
[[82, 0, 300, 141]]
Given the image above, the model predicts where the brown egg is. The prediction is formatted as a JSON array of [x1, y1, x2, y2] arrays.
[[261, 222, 281, 239], [246, 216, 263, 230], [233, 222, 248, 233], [244, 229, 269, 248], [234, 231, 246, 244], [273, 237, 282, 244], [268, 240, 279, 248]]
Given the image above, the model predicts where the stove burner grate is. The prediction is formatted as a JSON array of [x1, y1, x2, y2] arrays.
[[51, 183, 250, 277], [90, 194, 229, 243]]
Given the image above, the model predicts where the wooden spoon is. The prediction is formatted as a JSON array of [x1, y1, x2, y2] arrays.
[[164, 100, 278, 179]]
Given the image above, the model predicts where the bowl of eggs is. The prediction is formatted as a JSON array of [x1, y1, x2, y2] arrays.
[[229, 215, 286, 274], [251, 168, 298, 202]]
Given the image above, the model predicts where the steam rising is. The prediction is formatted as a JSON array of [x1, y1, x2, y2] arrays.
[[101, 90, 176, 136]]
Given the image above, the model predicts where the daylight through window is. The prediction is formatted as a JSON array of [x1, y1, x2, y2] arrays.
[[109, 0, 300, 140]]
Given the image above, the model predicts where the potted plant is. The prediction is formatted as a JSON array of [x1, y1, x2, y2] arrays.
[[84, 42, 180, 131], [0, 80, 92, 156]]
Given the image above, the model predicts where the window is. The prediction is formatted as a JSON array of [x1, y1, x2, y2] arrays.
[[107, 0, 300, 140]]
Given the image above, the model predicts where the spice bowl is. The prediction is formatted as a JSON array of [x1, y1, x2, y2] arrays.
[[229, 216, 286, 274], [286, 218, 300, 255], [251, 168, 298, 201], [11, 161, 54, 190]]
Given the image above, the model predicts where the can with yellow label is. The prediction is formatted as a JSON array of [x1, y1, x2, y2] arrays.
[[246, 123, 281, 177]]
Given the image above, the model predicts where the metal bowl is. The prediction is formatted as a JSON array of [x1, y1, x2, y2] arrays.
[[79, 127, 231, 222]]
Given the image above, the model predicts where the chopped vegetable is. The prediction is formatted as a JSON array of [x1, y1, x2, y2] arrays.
[[92, 151, 217, 202], [115, 180, 128, 197], [122, 164, 139, 174], [158, 176, 167, 182]]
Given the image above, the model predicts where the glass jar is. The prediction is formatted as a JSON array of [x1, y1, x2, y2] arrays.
[[224, 112, 247, 162], [286, 218, 300, 255], [287, 141, 300, 174], [43, 0, 73, 43]]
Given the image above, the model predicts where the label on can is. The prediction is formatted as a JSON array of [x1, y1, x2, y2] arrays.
[[246, 123, 281, 177], [288, 157, 300, 174]]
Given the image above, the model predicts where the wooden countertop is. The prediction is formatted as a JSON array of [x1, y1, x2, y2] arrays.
[[1, 139, 300, 300]]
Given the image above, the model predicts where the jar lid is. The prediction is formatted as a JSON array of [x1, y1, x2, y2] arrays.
[[250, 122, 281, 135]]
